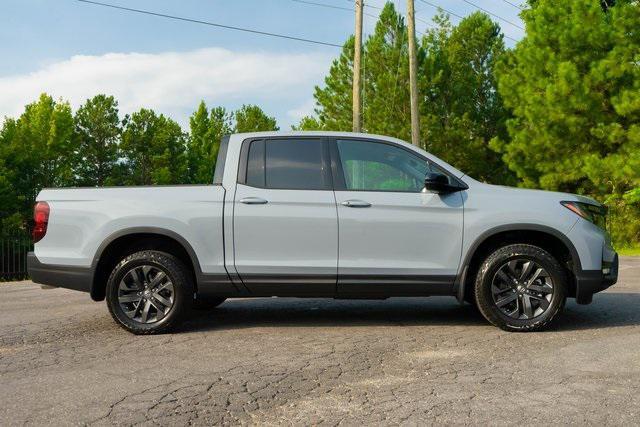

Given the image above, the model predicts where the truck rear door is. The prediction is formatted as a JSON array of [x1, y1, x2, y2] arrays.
[[232, 137, 338, 296]]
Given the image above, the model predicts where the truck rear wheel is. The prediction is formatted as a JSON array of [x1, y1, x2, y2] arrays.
[[106, 250, 193, 334], [474, 244, 567, 332]]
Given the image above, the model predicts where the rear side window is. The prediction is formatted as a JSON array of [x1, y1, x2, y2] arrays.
[[246, 140, 265, 188], [245, 138, 330, 190]]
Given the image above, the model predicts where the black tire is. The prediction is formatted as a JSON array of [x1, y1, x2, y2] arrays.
[[106, 250, 193, 334], [474, 244, 567, 332], [192, 297, 226, 311]]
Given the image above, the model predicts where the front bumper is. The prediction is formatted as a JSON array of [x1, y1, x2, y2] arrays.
[[574, 253, 618, 304], [27, 252, 93, 293]]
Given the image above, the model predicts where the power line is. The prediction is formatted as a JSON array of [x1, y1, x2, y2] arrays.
[[416, 0, 518, 42], [292, 0, 378, 20], [76, 0, 343, 48], [418, 0, 465, 20], [499, 0, 524, 11], [292, 0, 355, 13], [324, 0, 431, 35], [459, 0, 524, 29], [343, 0, 384, 11]]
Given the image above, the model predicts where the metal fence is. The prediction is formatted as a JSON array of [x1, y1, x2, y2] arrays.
[[0, 230, 33, 281]]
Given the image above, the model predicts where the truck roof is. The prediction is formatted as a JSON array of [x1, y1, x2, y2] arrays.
[[228, 131, 409, 145]]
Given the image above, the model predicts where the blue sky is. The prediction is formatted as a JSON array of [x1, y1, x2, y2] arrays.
[[0, 0, 525, 128]]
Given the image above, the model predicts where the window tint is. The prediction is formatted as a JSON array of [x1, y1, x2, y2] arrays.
[[336, 139, 432, 192], [264, 139, 329, 190], [246, 140, 265, 187]]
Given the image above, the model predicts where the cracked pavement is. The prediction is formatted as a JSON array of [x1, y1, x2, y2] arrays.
[[1, 257, 640, 425]]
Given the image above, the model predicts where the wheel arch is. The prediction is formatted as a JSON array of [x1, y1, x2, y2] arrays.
[[456, 224, 581, 303], [90, 227, 202, 301]]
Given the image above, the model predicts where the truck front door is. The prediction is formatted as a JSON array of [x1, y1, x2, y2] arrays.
[[232, 137, 338, 296], [331, 138, 464, 297]]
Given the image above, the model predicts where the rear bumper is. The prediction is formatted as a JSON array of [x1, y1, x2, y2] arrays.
[[574, 253, 618, 304], [27, 252, 93, 294]]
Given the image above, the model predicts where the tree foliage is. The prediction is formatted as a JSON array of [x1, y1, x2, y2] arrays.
[[187, 102, 233, 184], [493, 0, 639, 196], [119, 109, 187, 185], [234, 104, 279, 133], [308, 4, 512, 183], [421, 12, 513, 183], [74, 94, 120, 186], [0, 94, 76, 225]]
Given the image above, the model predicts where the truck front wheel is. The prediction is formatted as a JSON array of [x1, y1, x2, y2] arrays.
[[474, 244, 567, 332], [105, 250, 193, 334]]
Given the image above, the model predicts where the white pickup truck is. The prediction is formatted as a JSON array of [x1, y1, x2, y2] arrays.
[[28, 131, 618, 334]]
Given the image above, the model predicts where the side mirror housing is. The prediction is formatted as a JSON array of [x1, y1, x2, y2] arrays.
[[424, 172, 465, 194]]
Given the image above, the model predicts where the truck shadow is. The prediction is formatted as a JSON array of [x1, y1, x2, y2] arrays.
[[181, 292, 640, 333]]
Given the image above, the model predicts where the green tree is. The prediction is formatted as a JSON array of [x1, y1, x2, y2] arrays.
[[313, 2, 411, 137], [292, 115, 324, 131], [187, 102, 233, 184], [0, 94, 76, 225], [73, 94, 120, 186], [234, 104, 279, 133], [0, 119, 21, 230], [492, 0, 639, 197], [311, 3, 512, 183], [313, 35, 355, 131], [361, 3, 411, 140], [421, 13, 513, 183], [120, 109, 187, 185]]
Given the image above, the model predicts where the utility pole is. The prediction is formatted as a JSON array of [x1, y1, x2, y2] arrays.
[[406, 0, 421, 146], [352, 0, 363, 133]]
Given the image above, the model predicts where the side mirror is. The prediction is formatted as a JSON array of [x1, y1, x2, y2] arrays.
[[424, 172, 460, 194]]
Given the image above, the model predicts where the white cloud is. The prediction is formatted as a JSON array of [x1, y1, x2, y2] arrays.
[[0, 47, 333, 128], [286, 98, 317, 121]]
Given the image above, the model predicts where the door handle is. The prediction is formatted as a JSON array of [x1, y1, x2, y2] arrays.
[[240, 197, 268, 205], [341, 199, 371, 208]]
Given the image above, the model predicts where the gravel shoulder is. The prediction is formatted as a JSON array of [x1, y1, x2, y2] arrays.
[[1, 257, 639, 425]]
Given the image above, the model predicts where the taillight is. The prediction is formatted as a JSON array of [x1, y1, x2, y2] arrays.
[[33, 201, 50, 243]]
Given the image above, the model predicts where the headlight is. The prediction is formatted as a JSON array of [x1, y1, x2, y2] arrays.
[[561, 201, 607, 230]]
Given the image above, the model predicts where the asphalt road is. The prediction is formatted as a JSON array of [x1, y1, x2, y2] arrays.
[[1, 258, 639, 425]]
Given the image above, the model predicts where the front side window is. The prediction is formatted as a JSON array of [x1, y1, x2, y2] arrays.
[[245, 138, 330, 190], [336, 139, 432, 192]]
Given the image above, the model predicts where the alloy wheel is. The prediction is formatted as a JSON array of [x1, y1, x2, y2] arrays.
[[117, 265, 175, 324], [491, 259, 554, 319]]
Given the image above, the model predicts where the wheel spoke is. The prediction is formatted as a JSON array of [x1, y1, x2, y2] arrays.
[[155, 280, 173, 294], [522, 295, 534, 318], [507, 297, 520, 317], [496, 293, 518, 307], [527, 283, 553, 294], [496, 270, 516, 288], [149, 271, 166, 289], [507, 260, 519, 277], [537, 297, 550, 311], [520, 261, 534, 281], [140, 300, 151, 323], [149, 299, 166, 320], [527, 267, 544, 285], [119, 293, 142, 304], [153, 293, 172, 308], [492, 284, 512, 295], [132, 268, 146, 289]]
